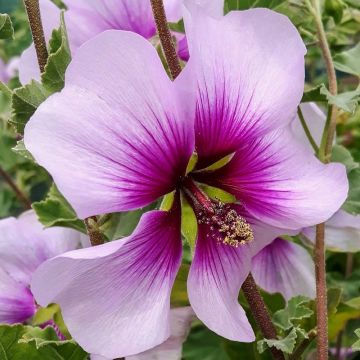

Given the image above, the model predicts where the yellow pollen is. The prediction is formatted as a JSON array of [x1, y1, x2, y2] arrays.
[[198, 200, 254, 247]]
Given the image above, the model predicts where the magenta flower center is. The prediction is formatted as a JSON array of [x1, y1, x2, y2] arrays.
[[182, 177, 254, 247]]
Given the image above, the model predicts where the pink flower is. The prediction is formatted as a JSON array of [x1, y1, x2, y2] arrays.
[[0, 210, 83, 324], [19, 0, 185, 84], [24, 2, 347, 358]]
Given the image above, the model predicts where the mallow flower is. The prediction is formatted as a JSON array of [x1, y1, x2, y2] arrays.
[[252, 103, 359, 301], [24, 2, 348, 358], [19, 0, 185, 84], [0, 210, 83, 324]]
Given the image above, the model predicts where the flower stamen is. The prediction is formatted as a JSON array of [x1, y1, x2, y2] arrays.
[[182, 178, 254, 247]]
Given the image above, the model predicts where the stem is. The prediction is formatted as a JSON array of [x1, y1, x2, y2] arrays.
[[84, 216, 105, 246], [297, 106, 319, 154], [150, 0, 182, 79], [0, 165, 32, 209], [242, 274, 285, 360], [23, 0, 48, 73], [308, 1, 339, 358], [311, 0, 338, 163], [289, 329, 317, 360], [314, 222, 328, 360]]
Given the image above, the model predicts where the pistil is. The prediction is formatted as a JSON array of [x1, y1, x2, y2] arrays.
[[182, 178, 254, 247]]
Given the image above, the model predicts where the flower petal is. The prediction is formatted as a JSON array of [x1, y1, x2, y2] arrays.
[[0, 211, 81, 285], [187, 223, 254, 342], [290, 103, 326, 149], [252, 238, 315, 301], [25, 31, 194, 218], [197, 128, 348, 229], [64, 0, 160, 48], [181, 5, 306, 166], [127, 307, 195, 360], [0, 268, 36, 324], [31, 209, 182, 358], [302, 210, 360, 252]]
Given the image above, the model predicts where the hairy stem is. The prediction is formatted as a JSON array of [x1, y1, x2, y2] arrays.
[[242, 274, 285, 360], [297, 106, 319, 154], [23, 0, 48, 73], [309, 0, 339, 358], [84, 216, 105, 246], [150, 0, 182, 79], [0, 165, 32, 209]]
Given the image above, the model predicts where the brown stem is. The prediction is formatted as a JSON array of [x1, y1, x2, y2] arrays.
[[242, 274, 285, 360], [0, 165, 32, 209], [314, 222, 328, 360], [84, 216, 105, 246], [150, 0, 182, 79], [23, 0, 48, 73], [309, 1, 339, 358], [289, 329, 317, 360]]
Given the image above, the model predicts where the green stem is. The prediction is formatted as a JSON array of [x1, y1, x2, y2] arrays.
[[297, 106, 319, 154]]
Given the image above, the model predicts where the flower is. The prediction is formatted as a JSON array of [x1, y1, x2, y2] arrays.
[[0, 210, 83, 324], [251, 103, 359, 301], [0, 57, 19, 83], [19, 0, 185, 84], [251, 237, 316, 301], [24, 2, 347, 358]]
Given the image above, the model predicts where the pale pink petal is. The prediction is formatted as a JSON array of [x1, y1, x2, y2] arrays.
[[196, 128, 348, 229], [127, 307, 195, 360], [180, 5, 306, 166], [24, 31, 194, 218], [0, 211, 81, 285], [31, 209, 182, 358], [0, 269, 36, 323], [303, 210, 360, 252], [252, 238, 316, 301], [187, 223, 254, 342]]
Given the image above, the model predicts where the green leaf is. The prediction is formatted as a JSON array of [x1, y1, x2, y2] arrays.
[[352, 329, 360, 351], [102, 205, 154, 240], [0, 324, 87, 360], [320, 86, 360, 113], [10, 80, 50, 134], [41, 11, 71, 93], [200, 184, 236, 203], [301, 84, 327, 103], [0, 80, 12, 98], [273, 296, 314, 330], [0, 13, 14, 39], [342, 168, 360, 215], [334, 42, 360, 77], [331, 144, 359, 173], [32, 304, 60, 326], [325, 0, 346, 23], [33, 184, 86, 232], [327, 287, 343, 316], [12, 139, 35, 161], [168, 19, 185, 33], [258, 328, 298, 355], [180, 194, 198, 252], [171, 264, 190, 306]]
